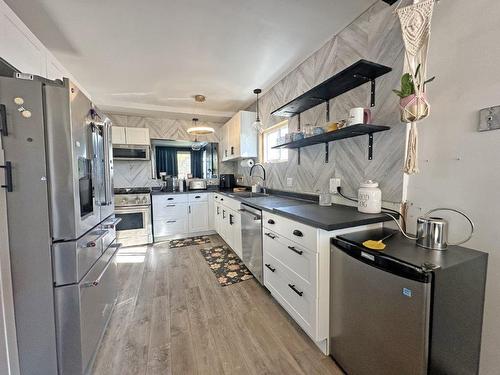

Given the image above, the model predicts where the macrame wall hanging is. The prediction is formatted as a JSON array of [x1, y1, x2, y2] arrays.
[[394, 0, 436, 174]]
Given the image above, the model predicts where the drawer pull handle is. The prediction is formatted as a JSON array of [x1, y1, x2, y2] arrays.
[[220, 198, 224, 201], [264, 232, 276, 239], [288, 284, 303, 297], [167, 197, 174, 201], [267, 219, 275, 225], [166, 204, 175, 207], [167, 220, 176, 223], [229, 214, 234, 225], [217, 207, 220, 215], [288, 246, 303, 255], [265, 264, 275, 272], [82, 245, 121, 288], [195, 195, 201, 198], [292, 229, 303, 237]]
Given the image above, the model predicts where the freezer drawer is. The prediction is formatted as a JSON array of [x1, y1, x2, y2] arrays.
[[54, 243, 119, 375], [52, 228, 110, 286], [330, 243, 431, 375]]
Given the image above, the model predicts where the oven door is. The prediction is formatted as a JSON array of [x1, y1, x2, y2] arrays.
[[115, 205, 150, 238]]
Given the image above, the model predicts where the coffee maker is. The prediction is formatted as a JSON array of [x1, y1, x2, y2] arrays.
[[219, 174, 236, 190]]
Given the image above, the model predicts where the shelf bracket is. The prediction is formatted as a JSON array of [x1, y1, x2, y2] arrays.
[[368, 133, 374, 160], [353, 74, 376, 107], [325, 100, 330, 122], [370, 79, 376, 108], [325, 143, 329, 163]]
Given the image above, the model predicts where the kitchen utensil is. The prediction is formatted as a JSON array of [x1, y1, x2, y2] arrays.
[[362, 232, 396, 251], [348, 107, 372, 126], [416, 208, 474, 250], [357, 180, 382, 214]]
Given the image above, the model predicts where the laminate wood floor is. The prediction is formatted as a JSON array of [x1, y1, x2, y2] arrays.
[[92, 234, 343, 375]]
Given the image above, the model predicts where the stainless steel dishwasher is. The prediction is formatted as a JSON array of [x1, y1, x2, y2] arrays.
[[240, 204, 263, 284]]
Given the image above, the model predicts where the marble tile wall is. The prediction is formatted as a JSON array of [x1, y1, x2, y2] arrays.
[[236, 1, 406, 203], [105, 113, 232, 188]]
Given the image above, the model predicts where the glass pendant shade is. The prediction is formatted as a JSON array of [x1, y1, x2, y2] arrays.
[[253, 88, 264, 133]]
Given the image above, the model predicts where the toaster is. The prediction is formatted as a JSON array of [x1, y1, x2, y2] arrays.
[[188, 179, 207, 190]]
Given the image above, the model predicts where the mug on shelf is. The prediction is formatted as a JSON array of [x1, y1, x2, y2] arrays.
[[348, 107, 372, 126]]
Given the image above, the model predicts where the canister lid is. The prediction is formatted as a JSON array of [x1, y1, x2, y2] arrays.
[[360, 180, 379, 188]]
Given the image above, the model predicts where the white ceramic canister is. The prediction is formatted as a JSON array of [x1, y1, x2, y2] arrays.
[[357, 180, 382, 214]]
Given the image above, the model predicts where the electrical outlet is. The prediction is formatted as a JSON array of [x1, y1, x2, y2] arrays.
[[287, 177, 293, 187], [330, 178, 341, 193]]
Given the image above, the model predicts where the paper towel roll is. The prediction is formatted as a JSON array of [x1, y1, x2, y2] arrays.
[[240, 159, 255, 168]]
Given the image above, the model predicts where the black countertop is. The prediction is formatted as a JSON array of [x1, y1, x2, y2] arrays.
[[216, 191, 392, 231], [333, 228, 487, 271], [150, 187, 393, 231], [272, 203, 393, 231]]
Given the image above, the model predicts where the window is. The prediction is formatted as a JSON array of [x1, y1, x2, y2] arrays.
[[176, 151, 192, 178], [263, 121, 288, 163]]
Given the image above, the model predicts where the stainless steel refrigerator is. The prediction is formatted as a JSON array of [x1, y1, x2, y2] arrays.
[[0, 73, 120, 375], [330, 229, 488, 375]]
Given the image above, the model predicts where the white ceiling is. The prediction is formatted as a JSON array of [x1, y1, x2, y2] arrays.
[[6, 0, 374, 120]]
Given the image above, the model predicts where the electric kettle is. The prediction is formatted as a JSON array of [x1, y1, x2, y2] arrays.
[[416, 208, 475, 250]]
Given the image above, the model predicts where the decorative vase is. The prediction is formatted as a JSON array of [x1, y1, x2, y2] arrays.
[[400, 93, 430, 123]]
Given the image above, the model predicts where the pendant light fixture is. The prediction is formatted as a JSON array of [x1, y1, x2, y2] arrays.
[[252, 88, 264, 133], [189, 118, 205, 151]]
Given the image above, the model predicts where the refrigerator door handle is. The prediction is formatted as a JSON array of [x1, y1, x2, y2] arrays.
[[0, 161, 13, 192], [0, 104, 8, 136]]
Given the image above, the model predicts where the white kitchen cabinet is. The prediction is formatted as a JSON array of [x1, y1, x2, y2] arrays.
[[188, 201, 209, 233], [229, 208, 242, 258], [111, 126, 127, 145], [125, 127, 150, 145], [221, 111, 257, 161], [112, 126, 150, 145], [208, 193, 215, 230]]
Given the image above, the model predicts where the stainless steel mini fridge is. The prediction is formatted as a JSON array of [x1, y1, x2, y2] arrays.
[[330, 229, 487, 375]]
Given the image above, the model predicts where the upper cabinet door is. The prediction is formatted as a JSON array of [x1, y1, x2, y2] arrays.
[[111, 126, 127, 145], [125, 127, 150, 145], [220, 111, 257, 161]]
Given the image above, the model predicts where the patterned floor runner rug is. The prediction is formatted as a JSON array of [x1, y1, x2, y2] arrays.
[[169, 236, 211, 248], [200, 245, 254, 286]]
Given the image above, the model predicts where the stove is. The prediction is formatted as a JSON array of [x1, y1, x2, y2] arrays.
[[114, 187, 152, 246], [114, 187, 151, 208], [114, 187, 151, 195]]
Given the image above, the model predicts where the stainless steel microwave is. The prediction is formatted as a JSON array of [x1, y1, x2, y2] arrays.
[[112, 144, 150, 160]]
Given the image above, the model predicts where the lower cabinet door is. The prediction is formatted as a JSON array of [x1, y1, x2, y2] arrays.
[[230, 210, 242, 258], [188, 201, 209, 232]]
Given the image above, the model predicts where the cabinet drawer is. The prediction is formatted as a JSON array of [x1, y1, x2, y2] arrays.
[[263, 252, 315, 336], [153, 201, 188, 219], [263, 230, 316, 285], [188, 193, 208, 202], [153, 218, 188, 237], [263, 211, 317, 251], [152, 194, 188, 205]]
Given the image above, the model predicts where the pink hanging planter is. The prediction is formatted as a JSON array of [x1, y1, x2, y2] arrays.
[[399, 93, 430, 123]]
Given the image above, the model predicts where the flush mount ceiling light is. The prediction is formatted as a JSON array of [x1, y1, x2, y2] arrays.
[[252, 88, 264, 134], [194, 94, 206, 103]]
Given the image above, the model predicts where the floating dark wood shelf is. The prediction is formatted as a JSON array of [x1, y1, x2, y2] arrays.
[[272, 124, 390, 162], [271, 60, 392, 117]]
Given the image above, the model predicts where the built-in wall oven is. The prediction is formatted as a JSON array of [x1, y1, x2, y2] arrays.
[[114, 188, 153, 246]]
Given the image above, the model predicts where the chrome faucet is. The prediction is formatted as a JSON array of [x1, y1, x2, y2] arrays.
[[250, 163, 267, 193]]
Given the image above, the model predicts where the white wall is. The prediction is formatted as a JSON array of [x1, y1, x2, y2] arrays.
[[405, 1, 500, 374]]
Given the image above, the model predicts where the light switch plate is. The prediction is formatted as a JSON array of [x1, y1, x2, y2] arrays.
[[479, 106, 500, 132], [287, 177, 293, 187], [330, 178, 341, 193]]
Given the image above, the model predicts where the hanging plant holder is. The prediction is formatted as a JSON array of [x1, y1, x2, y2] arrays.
[[394, 0, 436, 175], [400, 93, 430, 123]]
